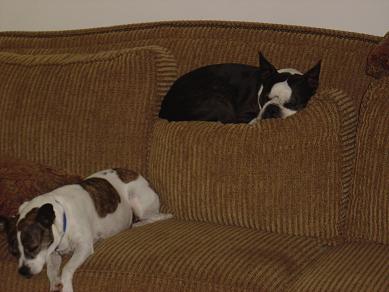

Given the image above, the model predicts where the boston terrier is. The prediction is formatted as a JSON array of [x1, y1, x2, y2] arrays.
[[0, 168, 172, 292], [159, 53, 321, 124]]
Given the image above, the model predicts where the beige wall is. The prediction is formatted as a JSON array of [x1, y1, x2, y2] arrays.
[[0, 0, 388, 36]]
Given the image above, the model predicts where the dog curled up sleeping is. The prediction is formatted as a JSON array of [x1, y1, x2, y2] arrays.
[[159, 53, 321, 123], [0, 168, 172, 292]]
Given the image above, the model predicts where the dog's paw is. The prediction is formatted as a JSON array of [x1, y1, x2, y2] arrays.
[[50, 282, 63, 292], [133, 213, 173, 227]]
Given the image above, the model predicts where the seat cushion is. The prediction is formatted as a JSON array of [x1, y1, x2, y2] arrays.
[[149, 89, 357, 244], [347, 79, 389, 244], [289, 242, 389, 291], [0, 46, 177, 176], [0, 220, 328, 291]]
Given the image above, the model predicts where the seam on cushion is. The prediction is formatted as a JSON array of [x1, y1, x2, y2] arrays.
[[347, 78, 389, 243], [282, 242, 334, 289], [0, 21, 380, 44], [144, 47, 178, 179], [0, 46, 163, 67], [326, 89, 357, 244], [0, 260, 253, 291], [75, 268, 258, 291], [0, 37, 372, 56]]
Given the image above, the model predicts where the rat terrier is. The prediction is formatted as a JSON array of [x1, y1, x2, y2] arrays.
[[159, 53, 321, 123], [0, 168, 172, 292]]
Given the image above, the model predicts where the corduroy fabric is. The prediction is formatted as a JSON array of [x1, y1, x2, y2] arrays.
[[0, 20, 380, 108], [0, 220, 328, 291], [0, 46, 177, 176], [347, 78, 389, 244], [289, 242, 389, 291], [148, 89, 357, 243]]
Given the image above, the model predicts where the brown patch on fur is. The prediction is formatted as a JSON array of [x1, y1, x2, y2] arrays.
[[114, 168, 139, 183], [17, 209, 54, 259], [17, 208, 39, 231], [80, 178, 121, 217]]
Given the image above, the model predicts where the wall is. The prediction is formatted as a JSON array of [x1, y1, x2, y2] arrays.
[[0, 0, 388, 36]]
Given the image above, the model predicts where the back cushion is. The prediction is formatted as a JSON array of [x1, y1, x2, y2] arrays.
[[347, 79, 389, 244], [0, 46, 177, 176], [0, 22, 378, 108], [149, 89, 357, 243]]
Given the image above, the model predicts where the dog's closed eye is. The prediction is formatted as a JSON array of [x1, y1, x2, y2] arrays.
[[27, 245, 39, 252]]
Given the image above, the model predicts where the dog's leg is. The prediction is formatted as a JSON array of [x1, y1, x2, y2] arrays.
[[47, 252, 62, 292], [132, 213, 173, 227], [60, 243, 94, 292], [129, 177, 173, 227]]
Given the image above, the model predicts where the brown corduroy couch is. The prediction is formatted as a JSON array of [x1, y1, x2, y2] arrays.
[[0, 20, 388, 291]]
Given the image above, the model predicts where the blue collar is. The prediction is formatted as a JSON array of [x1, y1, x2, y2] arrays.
[[54, 200, 67, 251], [62, 211, 67, 233]]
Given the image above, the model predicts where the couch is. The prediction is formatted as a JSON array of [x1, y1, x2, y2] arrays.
[[0, 20, 388, 291]]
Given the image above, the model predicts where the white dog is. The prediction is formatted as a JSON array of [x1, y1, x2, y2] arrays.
[[0, 168, 172, 292]]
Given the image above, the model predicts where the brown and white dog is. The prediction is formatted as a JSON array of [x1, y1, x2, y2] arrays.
[[0, 168, 172, 292]]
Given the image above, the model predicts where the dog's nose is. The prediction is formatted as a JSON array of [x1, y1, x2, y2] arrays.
[[18, 265, 32, 278]]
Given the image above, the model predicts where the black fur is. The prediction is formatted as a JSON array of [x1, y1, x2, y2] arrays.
[[159, 53, 321, 123], [0, 215, 20, 257]]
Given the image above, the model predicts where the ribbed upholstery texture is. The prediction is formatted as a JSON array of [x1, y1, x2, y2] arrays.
[[0, 220, 328, 291], [347, 78, 389, 244], [289, 242, 389, 291], [0, 21, 380, 108], [0, 21, 387, 291], [0, 46, 177, 176], [149, 89, 357, 243]]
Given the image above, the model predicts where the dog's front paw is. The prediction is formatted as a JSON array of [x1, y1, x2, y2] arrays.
[[50, 282, 63, 292], [61, 281, 74, 292]]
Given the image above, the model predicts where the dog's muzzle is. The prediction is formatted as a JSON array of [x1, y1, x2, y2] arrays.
[[18, 265, 33, 278]]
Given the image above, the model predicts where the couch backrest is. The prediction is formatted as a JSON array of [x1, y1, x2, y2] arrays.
[[0, 46, 177, 176], [0, 21, 381, 109]]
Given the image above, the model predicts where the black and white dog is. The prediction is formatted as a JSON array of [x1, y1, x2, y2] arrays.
[[0, 168, 172, 292], [159, 53, 321, 124]]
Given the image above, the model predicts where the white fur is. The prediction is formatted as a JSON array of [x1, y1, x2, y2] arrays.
[[254, 99, 297, 121], [16, 169, 172, 292], [277, 68, 303, 75], [249, 67, 302, 124], [268, 80, 292, 103]]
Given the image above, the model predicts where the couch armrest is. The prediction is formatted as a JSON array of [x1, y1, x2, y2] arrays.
[[361, 77, 389, 113], [366, 32, 389, 79], [348, 77, 389, 244]]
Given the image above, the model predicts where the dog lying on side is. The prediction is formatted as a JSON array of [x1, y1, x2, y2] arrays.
[[159, 53, 321, 123], [0, 168, 172, 292]]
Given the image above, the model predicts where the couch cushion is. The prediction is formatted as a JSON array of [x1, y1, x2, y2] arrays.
[[289, 242, 389, 291], [149, 89, 357, 243], [0, 219, 327, 292], [347, 79, 389, 244], [0, 157, 80, 217], [0, 46, 177, 176]]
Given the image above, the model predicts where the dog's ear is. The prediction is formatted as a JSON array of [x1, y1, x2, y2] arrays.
[[304, 61, 321, 92], [0, 216, 20, 257], [0, 216, 9, 233], [259, 52, 277, 79], [37, 204, 55, 229]]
